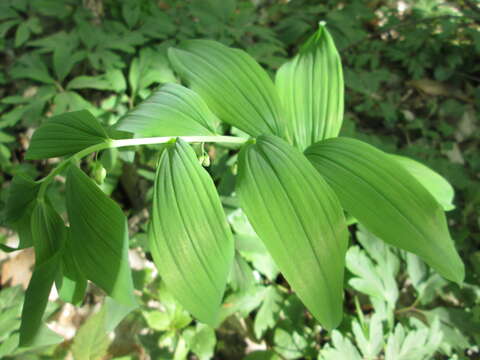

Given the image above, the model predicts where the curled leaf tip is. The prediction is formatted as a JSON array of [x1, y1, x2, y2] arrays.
[[319, 20, 327, 27]]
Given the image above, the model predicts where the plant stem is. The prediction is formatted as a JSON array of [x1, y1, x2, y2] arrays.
[[395, 297, 422, 315], [110, 135, 247, 148], [36, 135, 248, 198]]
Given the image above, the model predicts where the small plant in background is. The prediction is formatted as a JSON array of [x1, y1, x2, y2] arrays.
[[4, 20, 465, 347]]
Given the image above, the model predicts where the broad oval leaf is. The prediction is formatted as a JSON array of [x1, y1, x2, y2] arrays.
[[276, 23, 344, 150], [66, 165, 136, 306], [236, 135, 348, 330], [116, 83, 218, 137], [20, 201, 64, 346], [305, 137, 464, 283], [26, 110, 109, 160], [390, 154, 455, 211], [148, 138, 234, 325], [168, 40, 284, 137]]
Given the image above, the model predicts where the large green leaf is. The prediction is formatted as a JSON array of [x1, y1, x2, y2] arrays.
[[116, 83, 218, 137], [390, 154, 455, 211], [20, 201, 64, 346], [168, 40, 284, 137], [66, 165, 136, 306], [276, 24, 344, 150], [19, 254, 60, 347], [236, 135, 348, 329], [305, 137, 464, 283], [25, 110, 109, 160], [148, 139, 234, 325], [30, 200, 66, 264], [57, 234, 87, 305]]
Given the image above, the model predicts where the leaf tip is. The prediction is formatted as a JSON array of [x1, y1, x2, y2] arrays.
[[451, 260, 466, 286], [315, 304, 343, 332]]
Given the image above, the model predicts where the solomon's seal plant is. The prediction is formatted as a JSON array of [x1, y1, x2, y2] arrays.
[[4, 23, 463, 344]]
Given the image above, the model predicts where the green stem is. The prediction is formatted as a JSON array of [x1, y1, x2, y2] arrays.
[[110, 135, 247, 148], [395, 297, 422, 315], [36, 135, 247, 198]]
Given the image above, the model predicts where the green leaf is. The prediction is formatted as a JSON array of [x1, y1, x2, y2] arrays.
[[405, 253, 446, 303], [0, 131, 15, 143], [351, 314, 384, 359], [17, 324, 63, 352], [237, 135, 348, 329], [4, 174, 39, 224], [66, 165, 136, 306], [71, 305, 110, 360], [10, 53, 55, 84], [26, 110, 109, 160], [228, 208, 278, 281], [6, 211, 34, 250], [128, 48, 176, 96], [390, 154, 455, 211], [155, 282, 193, 330], [116, 83, 218, 137], [346, 245, 399, 309], [26, 17, 42, 35], [273, 324, 308, 359], [19, 200, 65, 346], [229, 252, 256, 294], [15, 22, 30, 47], [19, 253, 60, 347], [142, 284, 192, 332], [190, 0, 236, 22], [276, 23, 344, 150], [52, 91, 97, 116], [423, 307, 480, 352], [168, 40, 284, 137], [218, 285, 266, 323], [122, 0, 140, 28], [0, 19, 20, 38], [0, 4, 19, 21], [254, 286, 283, 339], [103, 297, 136, 332], [148, 139, 234, 325], [57, 234, 87, 305], [305, 137, 464, 283], [30, 200, 66, 264], [184, 324, 216, 360], [384, 320, 443, 360], [346, 226, 400, 318], [0, 291, 23, 340], [319, 330, 363, 360], [53, 46, 85, 82], [67, 69, 126, 92], [3, 174, 39, 250], [143, 310, 171, 331]]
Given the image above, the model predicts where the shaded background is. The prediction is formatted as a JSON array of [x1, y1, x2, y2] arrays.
[[0, 0, 479, 359]]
